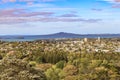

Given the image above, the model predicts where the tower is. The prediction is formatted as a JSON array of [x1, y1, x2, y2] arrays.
[[84, 38, 88, 42]]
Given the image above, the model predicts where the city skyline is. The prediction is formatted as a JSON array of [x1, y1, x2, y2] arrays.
[[0, 0, 120, 35]]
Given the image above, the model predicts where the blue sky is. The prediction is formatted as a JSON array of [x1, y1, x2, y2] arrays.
[[0, 0, 120, 35]]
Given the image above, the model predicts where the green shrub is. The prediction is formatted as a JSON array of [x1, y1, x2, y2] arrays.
[[56, 61, 65, 69]]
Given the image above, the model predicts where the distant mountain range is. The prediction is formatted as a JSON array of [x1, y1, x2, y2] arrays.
[[0, 32, 120, 40]]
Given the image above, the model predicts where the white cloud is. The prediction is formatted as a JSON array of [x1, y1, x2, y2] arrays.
[[100, 0, 120, 3]]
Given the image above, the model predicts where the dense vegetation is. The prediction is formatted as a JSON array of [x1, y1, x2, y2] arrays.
[[0, 39, 120, 80]]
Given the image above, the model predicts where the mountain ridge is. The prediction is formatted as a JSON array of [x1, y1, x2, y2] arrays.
[[0, 32, 120, 39], [1, 32, 120, 36]]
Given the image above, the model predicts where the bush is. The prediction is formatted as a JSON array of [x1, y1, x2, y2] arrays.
[[0, 56, 46, 80], [56, 61, 65, 69], [45, 66, 62, 80]]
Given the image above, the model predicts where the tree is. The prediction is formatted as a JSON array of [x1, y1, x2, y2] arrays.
[[45, 66, 62, 80], [0, 56, 46, 80], [56, 60, 65, 69]]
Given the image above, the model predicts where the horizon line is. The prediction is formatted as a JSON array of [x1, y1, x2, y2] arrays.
[[0, 32, 120, 36]]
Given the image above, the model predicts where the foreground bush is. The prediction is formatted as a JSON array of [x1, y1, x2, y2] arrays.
[[0, 56, 46, 80]]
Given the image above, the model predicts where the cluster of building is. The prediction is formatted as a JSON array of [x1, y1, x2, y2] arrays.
[[0, 38, 120, 55]]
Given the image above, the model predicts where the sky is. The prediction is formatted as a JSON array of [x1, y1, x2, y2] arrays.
[[0, 0, 120, 35]]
